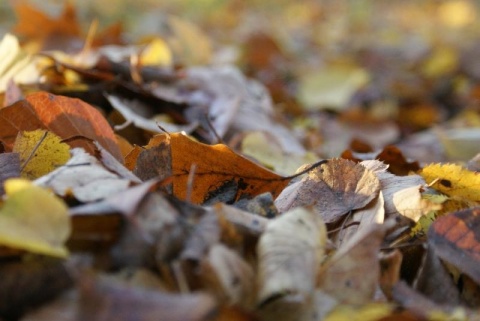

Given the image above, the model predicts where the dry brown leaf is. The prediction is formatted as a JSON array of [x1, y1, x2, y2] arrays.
[[275, 158, 380, 223]]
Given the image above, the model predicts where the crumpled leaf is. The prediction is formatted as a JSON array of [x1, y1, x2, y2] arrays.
[[257, 207, 327, 304], [35, 148, 132, 202], [0, 179, 70, 257], [0, 92, 123, 162], [420, 163, 480, 202], [275, 158, 380, 223], [13, 129, 70, 180]]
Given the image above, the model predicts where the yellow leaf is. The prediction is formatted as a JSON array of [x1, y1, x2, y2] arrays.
[[140, 38, 172, 67], [13, 129, 71, 179], [0, 179, 70, 257], [422, 46, 458, 78], [324, 303, 392, 321], [420, 163, 480, 202], [241, 131, 318, 176]]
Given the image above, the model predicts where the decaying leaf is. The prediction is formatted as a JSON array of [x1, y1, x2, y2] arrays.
[[0, 179, 70, 257], [257, 207, 327, 304], [275, 158, 380, 223], [35, 148, 132, 202], [13, 129, 70, 180], [420, 163, 480, 202], [0, 92, 123, 162]]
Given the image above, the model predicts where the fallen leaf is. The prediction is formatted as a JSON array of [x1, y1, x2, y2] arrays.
[[428, 207, 480, 285], [106, 94, 197, 135], [391, 185, 441, 222], [0, 179, 70, 257], [298, 64, 369, 111], [0, 92, 123, 162], [165, 14, 212, 66], [257, 207, 327, 304], [12, 2, 82, 51], [240, 131, 318, 176], [201, 244, 255, 308], [78, 274, 217, 321], [420, 163, 480, 202], [0, 34, 39, 93], [413, 246, 460, 305], [139, 37, 173, 67], [324, 303, 393, 321], [13, 129, 71, 180], [275, 158, 380, 223], [0, 152, 20, 195], [317, 222, 390, 305], [335, 192, 385, 248], [129, 132, 305, 204], [35, 148, 132, 202]]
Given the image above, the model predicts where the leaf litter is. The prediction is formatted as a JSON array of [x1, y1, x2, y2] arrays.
[[2, 1, 480, 320]]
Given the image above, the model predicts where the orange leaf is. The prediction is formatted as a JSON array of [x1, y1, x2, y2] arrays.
[[129, 133, 313, 204], [13, 2, 81, 44], [428, 207, 480, 284], [0, 92, 122, 162]]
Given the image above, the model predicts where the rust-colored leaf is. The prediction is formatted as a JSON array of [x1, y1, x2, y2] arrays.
[[128, 133, 303, 204], [428, 207, 480, 285], [0, 92, 123, 162], [12, 2, 81, 50]]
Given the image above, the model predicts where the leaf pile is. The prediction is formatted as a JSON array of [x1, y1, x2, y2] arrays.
[[2, 2, 480, 321]]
